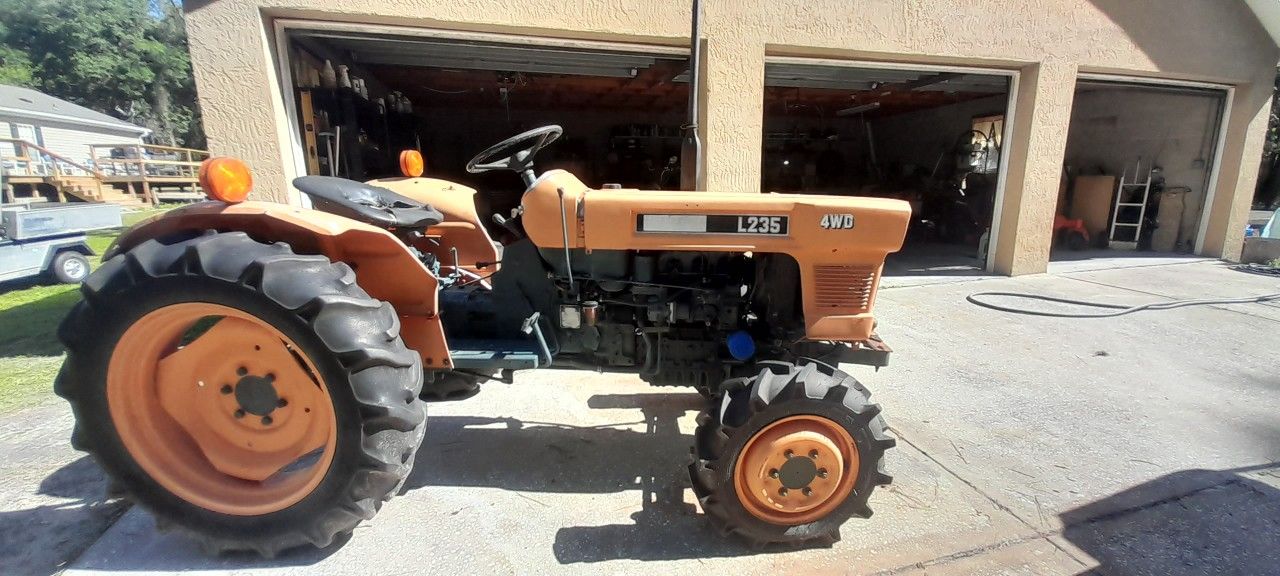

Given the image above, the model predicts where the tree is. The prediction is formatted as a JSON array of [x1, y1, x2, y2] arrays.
[[0, 21, 34, 86], [139, 0, 202, 147], [0, 0, 203, 148], [0, 45, 34, 87]]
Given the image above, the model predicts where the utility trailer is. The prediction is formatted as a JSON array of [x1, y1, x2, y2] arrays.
[[0, 200, 122, 284]]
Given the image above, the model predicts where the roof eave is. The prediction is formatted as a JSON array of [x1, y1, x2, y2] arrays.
[[0, 106, 150, 135]]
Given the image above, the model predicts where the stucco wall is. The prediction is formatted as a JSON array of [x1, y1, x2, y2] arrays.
[[184, 0, 1279, 274]]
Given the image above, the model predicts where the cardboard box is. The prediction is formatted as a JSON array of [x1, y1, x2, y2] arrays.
[[1071, 175, 1116, 244]]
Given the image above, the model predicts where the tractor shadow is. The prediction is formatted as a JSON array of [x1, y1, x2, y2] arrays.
[[403, 392, 824, 563], [0, 456, 130, 576], [32, 457, 347, 573], [32, 391, 821, 571], [1059, 463, 1280, 575]]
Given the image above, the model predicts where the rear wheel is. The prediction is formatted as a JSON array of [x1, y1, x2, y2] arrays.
[[56, 231, 427, 556], [689, 360, 894, 546]]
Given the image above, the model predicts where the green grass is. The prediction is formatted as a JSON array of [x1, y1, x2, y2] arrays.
[[0, 207, 170, 412]]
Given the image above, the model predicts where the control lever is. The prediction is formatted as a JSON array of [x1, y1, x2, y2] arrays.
[[492, 212, 525, 239], [521, 312, 554, 367]]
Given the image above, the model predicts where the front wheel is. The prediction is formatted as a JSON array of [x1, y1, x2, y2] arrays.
[[56, 231, 427, 556], [689, 360, 894, 546]]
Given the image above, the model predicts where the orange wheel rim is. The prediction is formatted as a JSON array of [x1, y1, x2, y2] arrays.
[[107, 302, 337, 516], [733, 415, 860, 525]]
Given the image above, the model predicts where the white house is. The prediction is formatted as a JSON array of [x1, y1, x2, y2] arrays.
[[0, 84, 150, 168]]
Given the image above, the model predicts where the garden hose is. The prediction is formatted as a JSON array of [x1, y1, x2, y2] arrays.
[[966, 290, 1280, 318]]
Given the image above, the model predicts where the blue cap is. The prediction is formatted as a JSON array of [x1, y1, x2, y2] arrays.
[[726, 330, 756, 361]]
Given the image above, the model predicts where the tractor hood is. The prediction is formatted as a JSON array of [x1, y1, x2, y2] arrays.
[[520, 170, 912, 341], [521, 170, 911, 259]]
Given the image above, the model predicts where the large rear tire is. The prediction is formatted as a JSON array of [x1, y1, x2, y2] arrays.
[[56, 231, 427, 556], [689, 360, 894, 546]]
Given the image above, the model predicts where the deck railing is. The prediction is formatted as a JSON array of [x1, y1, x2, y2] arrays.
[[88, 143, 209, 181], [0, 137, 104, 179], [1, 139, 210, 205]]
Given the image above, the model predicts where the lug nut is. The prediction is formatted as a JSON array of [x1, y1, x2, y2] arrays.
[[778, 487, 788, 497], [818, 468, 828, 478], [803, 487, 813, 497], [234, 409, 245, 419], [277, 398, 288, 408], [220, 384, 233, 395], [769, 468, 778, 478], [784, 449, 794, 458], [266, 373, 276, 382], [236, 367, 248, 376], [809, 449, 820, 459], [261, 415, 273, 426]]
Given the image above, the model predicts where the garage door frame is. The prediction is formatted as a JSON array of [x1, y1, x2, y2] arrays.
[[763, 56, 1020, 273], [1074, 73, 1233, 255], [270, 18, 692, 199]]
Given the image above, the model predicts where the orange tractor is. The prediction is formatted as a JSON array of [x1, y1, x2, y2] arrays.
[[56, 126, 910, 555]]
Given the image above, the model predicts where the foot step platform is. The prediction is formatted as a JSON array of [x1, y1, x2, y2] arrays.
[[448, 339, 544, 370]]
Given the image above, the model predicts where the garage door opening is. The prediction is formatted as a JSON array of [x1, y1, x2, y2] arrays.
[[761, 61, 1012, 280], [1053, 80, 1226, 268], [282, 28, 690, 216]]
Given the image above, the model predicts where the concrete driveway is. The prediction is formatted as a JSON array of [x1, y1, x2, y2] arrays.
[[11, 259, 1280, 575]]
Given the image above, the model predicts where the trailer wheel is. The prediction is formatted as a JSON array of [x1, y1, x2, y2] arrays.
[[56, 231, 426, 556], [51, 251, 90, 284], [688, 360, 894, 546]]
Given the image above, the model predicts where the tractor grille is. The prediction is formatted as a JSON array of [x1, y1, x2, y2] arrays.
[[813, 265, 877, 314]]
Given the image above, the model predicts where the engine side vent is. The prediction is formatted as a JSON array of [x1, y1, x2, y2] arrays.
[[813, 265, 877, 314]]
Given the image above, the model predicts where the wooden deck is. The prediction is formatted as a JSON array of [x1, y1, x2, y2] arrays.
[[1, 139, 209, 206]]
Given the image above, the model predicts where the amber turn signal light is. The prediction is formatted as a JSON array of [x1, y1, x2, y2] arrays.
[[399, 150, 424, 178], [199, 157, 253, 203]]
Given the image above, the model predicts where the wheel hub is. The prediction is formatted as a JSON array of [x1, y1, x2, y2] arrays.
[[233, 373, 280, 417], [777, 453, 818, 489], [734, 414, 860, 525], [63, 258, 85, 277]]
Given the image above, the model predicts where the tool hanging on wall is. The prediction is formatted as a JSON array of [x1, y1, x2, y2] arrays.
[[332, 126, 342, 177], [298, 90, 321, 175], [317, 126, 342, 177]]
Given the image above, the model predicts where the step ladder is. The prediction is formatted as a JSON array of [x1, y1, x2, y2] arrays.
[[1108, 159, 1152, 250]]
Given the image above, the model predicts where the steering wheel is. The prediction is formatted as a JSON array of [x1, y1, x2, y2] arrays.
[[466, 125, 563, 186]]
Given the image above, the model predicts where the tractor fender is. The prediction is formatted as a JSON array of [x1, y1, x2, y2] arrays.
[[107, 201, 454, 369], [365, 176, 501, 275]]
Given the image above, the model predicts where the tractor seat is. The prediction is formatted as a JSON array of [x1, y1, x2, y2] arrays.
[[293, 176, 444, 229]]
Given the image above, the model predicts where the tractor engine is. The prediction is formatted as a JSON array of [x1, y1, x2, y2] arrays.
[[547, 249, 803, 392], [436, 239, 805, 392]]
